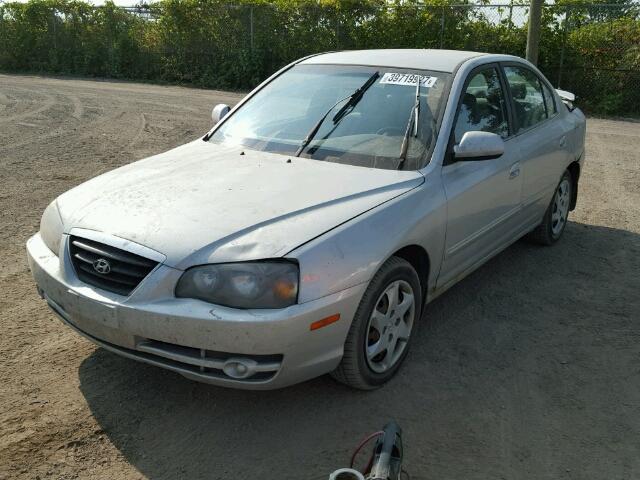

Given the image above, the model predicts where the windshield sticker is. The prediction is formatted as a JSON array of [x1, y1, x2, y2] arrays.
[[380, 73, 437, 88]]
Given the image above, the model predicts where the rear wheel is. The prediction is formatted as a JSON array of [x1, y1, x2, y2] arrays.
[[527, 170, 572, 245], [331, 256, 422, 390]]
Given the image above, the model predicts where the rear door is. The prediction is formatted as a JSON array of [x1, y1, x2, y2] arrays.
[[438, 64, 523, 288], [501, 63, 573, 224]]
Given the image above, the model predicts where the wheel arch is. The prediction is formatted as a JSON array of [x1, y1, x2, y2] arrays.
[[391, 244, 430, 301], [567, 160, 581, 210]]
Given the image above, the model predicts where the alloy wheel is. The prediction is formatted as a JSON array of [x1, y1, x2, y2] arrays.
[[551, 178, 571, 236], [365, 280, 416, 374]]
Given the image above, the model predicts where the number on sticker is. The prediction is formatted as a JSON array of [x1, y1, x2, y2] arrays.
[[380, 73, 437, 88]]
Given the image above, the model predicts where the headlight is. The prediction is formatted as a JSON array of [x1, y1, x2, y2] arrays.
[[40, 201, 64, 256], [175, 261, 299, 309]]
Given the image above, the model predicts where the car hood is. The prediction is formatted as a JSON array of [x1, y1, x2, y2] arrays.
[[57, 140, 424, 269]]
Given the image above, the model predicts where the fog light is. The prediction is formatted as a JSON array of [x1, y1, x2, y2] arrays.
[[222, 358, 257, 379]]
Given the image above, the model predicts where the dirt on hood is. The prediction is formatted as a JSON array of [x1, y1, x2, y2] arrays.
[[56, 139, 423, 268]]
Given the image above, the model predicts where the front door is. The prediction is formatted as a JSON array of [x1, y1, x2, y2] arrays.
[[438, 65, 523, 288]]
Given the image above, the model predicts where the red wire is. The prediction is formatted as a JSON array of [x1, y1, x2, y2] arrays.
[[350, 430, 384, 470]]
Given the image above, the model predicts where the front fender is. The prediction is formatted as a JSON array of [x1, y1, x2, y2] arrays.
[[289, 178, 447, 304]]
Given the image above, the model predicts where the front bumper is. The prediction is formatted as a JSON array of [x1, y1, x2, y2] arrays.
[[26, 233, 367, 389]]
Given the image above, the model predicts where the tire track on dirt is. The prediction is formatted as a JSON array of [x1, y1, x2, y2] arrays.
[[127, 112, 148, 147], [0, 87, 56, 124], [0, 87, 76, 158], [133, 98, 201, 114], [0, 91, 10, 112], [0, 90, 135, 158], [64, 91, 84, 120]]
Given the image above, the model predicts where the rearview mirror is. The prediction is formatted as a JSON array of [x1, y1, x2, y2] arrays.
[[453, 131, 504, 161], [212, 104, 230, 124]]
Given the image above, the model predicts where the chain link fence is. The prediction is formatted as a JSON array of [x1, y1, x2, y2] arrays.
[[1, 1, 638, 115]]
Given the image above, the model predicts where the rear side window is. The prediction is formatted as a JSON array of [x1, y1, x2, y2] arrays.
[[454, 67, 509, 143], [504, 66, 547, 131]]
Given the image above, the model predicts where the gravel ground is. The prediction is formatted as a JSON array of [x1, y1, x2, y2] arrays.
[[1, 74, 639, 480]]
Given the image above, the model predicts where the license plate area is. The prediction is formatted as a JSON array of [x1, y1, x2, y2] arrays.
[[65, 289, 119, 329]]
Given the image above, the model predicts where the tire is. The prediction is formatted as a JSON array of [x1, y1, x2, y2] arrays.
[[527, 170, 573, 246], [331, 256, 422, 390]]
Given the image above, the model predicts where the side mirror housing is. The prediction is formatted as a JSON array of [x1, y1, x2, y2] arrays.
[[453, 131, 504, 161], [556, 88, 576, 111], [212, 104, 230, 124]]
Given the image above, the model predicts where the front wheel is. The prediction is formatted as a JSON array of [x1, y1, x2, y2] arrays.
[[331, 256, 422, 390], [527, 170, 573, 245]]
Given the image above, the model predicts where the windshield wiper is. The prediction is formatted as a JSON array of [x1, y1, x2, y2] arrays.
[[397, 75, 422, 170], [332, 71, 380, 124], [295, 71, 380, 157]]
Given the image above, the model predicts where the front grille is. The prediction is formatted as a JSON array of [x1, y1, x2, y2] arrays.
[[69, 236, 158, 296]]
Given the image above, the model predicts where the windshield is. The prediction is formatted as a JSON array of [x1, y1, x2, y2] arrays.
[[209, 64, 451, 170]]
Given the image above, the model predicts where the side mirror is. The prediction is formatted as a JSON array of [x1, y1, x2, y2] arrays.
[[453, 131, 504, 161], [212, 104, 230, 124], [556, 88, 576, 111]]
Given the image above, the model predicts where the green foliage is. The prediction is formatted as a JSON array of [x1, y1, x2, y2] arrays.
[[0, 0, 147, 76], [0, 0, 638, 115], [563, 16, 640, 115]]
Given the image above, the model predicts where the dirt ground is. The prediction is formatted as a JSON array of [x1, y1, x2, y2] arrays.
[[1, 73, 639, 480]]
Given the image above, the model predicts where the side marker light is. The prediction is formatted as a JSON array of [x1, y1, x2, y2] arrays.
[[310, 314, 341, 331]]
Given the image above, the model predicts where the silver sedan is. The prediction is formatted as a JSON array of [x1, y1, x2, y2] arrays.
[[27, 49, 586, 389]]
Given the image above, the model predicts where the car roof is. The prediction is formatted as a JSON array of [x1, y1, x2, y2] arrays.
[[300, 49, 489, 73]]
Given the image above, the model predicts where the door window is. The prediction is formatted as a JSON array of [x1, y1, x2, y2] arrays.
[[454, 67, 509, 143], [541, 81, 557, 116], [504, 66, 548, 131]]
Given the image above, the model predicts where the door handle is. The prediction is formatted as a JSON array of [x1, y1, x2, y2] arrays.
[[559, 135, 567, 147], [509, 163, 520, 180]]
